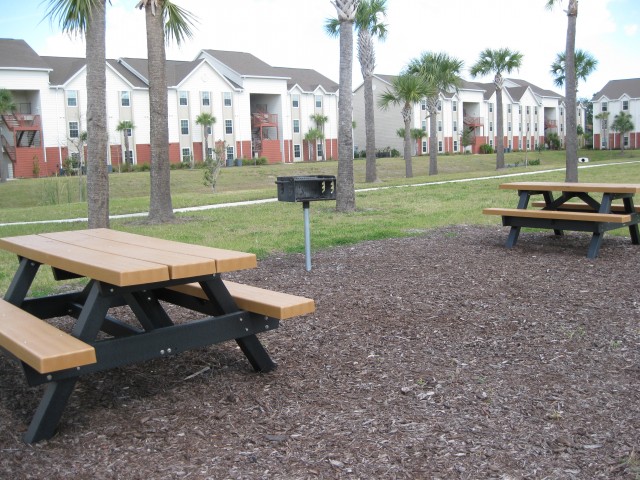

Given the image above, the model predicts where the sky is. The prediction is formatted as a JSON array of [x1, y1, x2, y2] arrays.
[[1, 0, 638, 100]]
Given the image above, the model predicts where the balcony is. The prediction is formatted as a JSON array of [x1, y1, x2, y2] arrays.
[[463, 116, 483, 127], [2, 113, 41, 131], [544, 119, 557, 129], [251, 112, 278, 129]]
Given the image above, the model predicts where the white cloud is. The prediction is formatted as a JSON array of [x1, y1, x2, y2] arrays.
[[623, 24, 638, 36]]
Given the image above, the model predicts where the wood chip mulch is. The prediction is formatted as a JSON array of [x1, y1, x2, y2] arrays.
[[0, 225, 638, 479]]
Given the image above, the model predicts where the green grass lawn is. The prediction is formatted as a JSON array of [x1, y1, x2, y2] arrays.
[[1, 149, 638, 295]]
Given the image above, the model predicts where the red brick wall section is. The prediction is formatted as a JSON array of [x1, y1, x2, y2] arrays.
[[169, 143, 180, 164], [193, 142, 203, 162], [136, 144, 151, 164], [283, 139, 291, 162], [13, 147, 47, 178], [261, 139, 282, 164], [326, 138, 338, 161], [110, 145, 122, 167]]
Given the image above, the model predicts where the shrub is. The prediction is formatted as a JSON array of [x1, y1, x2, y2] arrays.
[[479, 144, 494, 154]]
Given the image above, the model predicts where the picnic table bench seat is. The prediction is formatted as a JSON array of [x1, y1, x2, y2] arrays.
[[530, 201, 640, 213], [168, 281, 315, 320], [482, 207, 632, 223], [0, 299, 96, 374]]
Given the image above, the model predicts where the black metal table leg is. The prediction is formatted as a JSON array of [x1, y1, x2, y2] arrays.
[[587, 232, 604, 259], [23, 379, 78, 443]]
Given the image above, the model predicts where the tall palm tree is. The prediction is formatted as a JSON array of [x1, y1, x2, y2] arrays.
[[136, 0, 195, 223], [378, 74, 434, 178], [406, 52, 464, 175], [327, 0, 359, 212], [195, 112, 216, 161], [470, 47, 523, 170], [546, 0, 579, 182], [116, 120, 135, 165], [310, 113, 328, 161], [610, 111, 634, 153], [595, 110, 610, 150], [304, 128, 324, 161], [550, 49, 597, 91], [0, 88, 17, 183], [45, 0, 109, 228]]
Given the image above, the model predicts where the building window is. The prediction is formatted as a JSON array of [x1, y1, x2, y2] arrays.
[[67, 91, 78, 107], [452, 101, 457, 112], [453, 121, 457, 132], [422, 140, 427, 154], [179, 91, 188, 106], [601, 120, 607, 129], [534, 107, 538, 115], [438, 140, 443, 152], [437, 101, 442, 111], [125, 128, 132, 137], [293, 119, 300, 133], [124, 150, 133, 164], [602, 139, 607, 148], [121, 91, 130, 107], [201, 92, 210, 106], [507, 104, 512, 114], [223, 92, 232, 107], [226, 146, 234, 160], [294, 144, 301, 159], [453, 140, 458, 152], [315, 95, 322, 108], [526, 139, 531, 149], [601, 102, 607, 112], [526, 123, 530, 133], [180, 119, 189, 135], [560, 107, 564, 116], [489, 121, 493, 132], [421, 120, 427, 132], [622, 100, 629, 111], [317, 143, 323, 159], [207, 147, 213, 158], [624, 136, 629, 147], [181, 148, 191, 162], [421, 100, 427, 111], [489, 139, 493, 147], [535, 124, 538, 132], [519, 123, 522, 132], [292, 95, 299, 108], [508, 121, 512, 132], [225, 119, 233, 134], [69, 121, 79, 138], [489, 103, 493, 113], [560, 124, 564, 132], [438, 120, 442, 132]]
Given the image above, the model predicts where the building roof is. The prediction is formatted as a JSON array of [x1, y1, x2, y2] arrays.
[[40, 56, 85, 85], [273, 67, 338, 92], [200, 49, 286, 78], [507, 78, 561, 99], [108, 59, 148, 88], [592, 78, 640, 100], [0, 39, 51, 71]]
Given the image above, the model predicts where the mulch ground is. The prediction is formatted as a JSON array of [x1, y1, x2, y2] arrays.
[[0, 225, 638, 479]]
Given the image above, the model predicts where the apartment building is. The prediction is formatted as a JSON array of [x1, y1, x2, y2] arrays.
[[0, 39, 339, 179], [353, 75, 580, 155], [592, 78, 640, 150]]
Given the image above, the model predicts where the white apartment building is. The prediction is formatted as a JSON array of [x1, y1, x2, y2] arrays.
[[353, 75, 582, 155], [0, 39, 338, 178], [592, 78, 640, 150]]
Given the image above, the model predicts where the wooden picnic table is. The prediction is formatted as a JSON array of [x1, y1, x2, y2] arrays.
[[483, 182, 640, 258], [0, 229, 314, 443]]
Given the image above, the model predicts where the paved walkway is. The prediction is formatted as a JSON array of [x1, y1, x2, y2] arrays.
[[1, 161, 638, 227]]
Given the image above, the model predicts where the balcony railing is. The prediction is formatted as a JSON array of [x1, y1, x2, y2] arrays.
[[463, 116, 483, 127], [251, 112, 278, 128], [2, 113, 41, 131], [544, 119, 557, 129]]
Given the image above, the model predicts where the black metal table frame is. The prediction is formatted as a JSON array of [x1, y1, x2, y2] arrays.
[[504, 189, 640, 259], [3, 256, 278, 443]]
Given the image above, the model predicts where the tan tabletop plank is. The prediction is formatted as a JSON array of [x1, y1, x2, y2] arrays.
[[41, 231, 216, 279], [499, 182, 640, 194], [82, 229, 257, 273], [0, 235, 169, 286]]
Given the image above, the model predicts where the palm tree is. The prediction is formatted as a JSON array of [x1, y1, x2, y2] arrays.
[[136, 0, 195, 223], [546, 0, 579, 182], [378, 73, 434, 178], [550, 49, 597, 91], [116, 120, 135, 165], [195, 112, 216, 161], [396, 127, 425, 155], [327, 0, 359, 212], [354, 0, 388, 182], [406, 52, 464, 175], [470, 48, 523, 170], [304, 128, 324, 161], [0, 88, 17, 183], [310, 113, 328, 161], [45, 0, 109, 228], [610, 112, 634, 153]]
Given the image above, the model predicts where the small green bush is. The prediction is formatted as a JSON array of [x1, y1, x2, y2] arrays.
[[479, 144, 494, 154]]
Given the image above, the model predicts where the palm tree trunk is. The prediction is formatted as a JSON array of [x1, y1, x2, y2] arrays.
[[428, 99, 438, 175], [360, 29, 377, 183], [336, 14, 356, 212], [146, 2, 174, 222], [495, 87, 505, 169], [564, 0, 579, 182], [402, 105, 413, 178], [85, 0, 109, 228]]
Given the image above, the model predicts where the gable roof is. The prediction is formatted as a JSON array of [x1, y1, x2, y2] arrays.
[[273, 67, 338, 92], [592, 78, 640, 101], [507, 78, 562, 99], [0, 38, 51, 71], [40, 56, 86, 85], [200, 49, 286, 78]]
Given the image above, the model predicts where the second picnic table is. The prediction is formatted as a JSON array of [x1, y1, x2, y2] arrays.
[[0, 228, 315, 443], [483, 181, 640, 258]]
